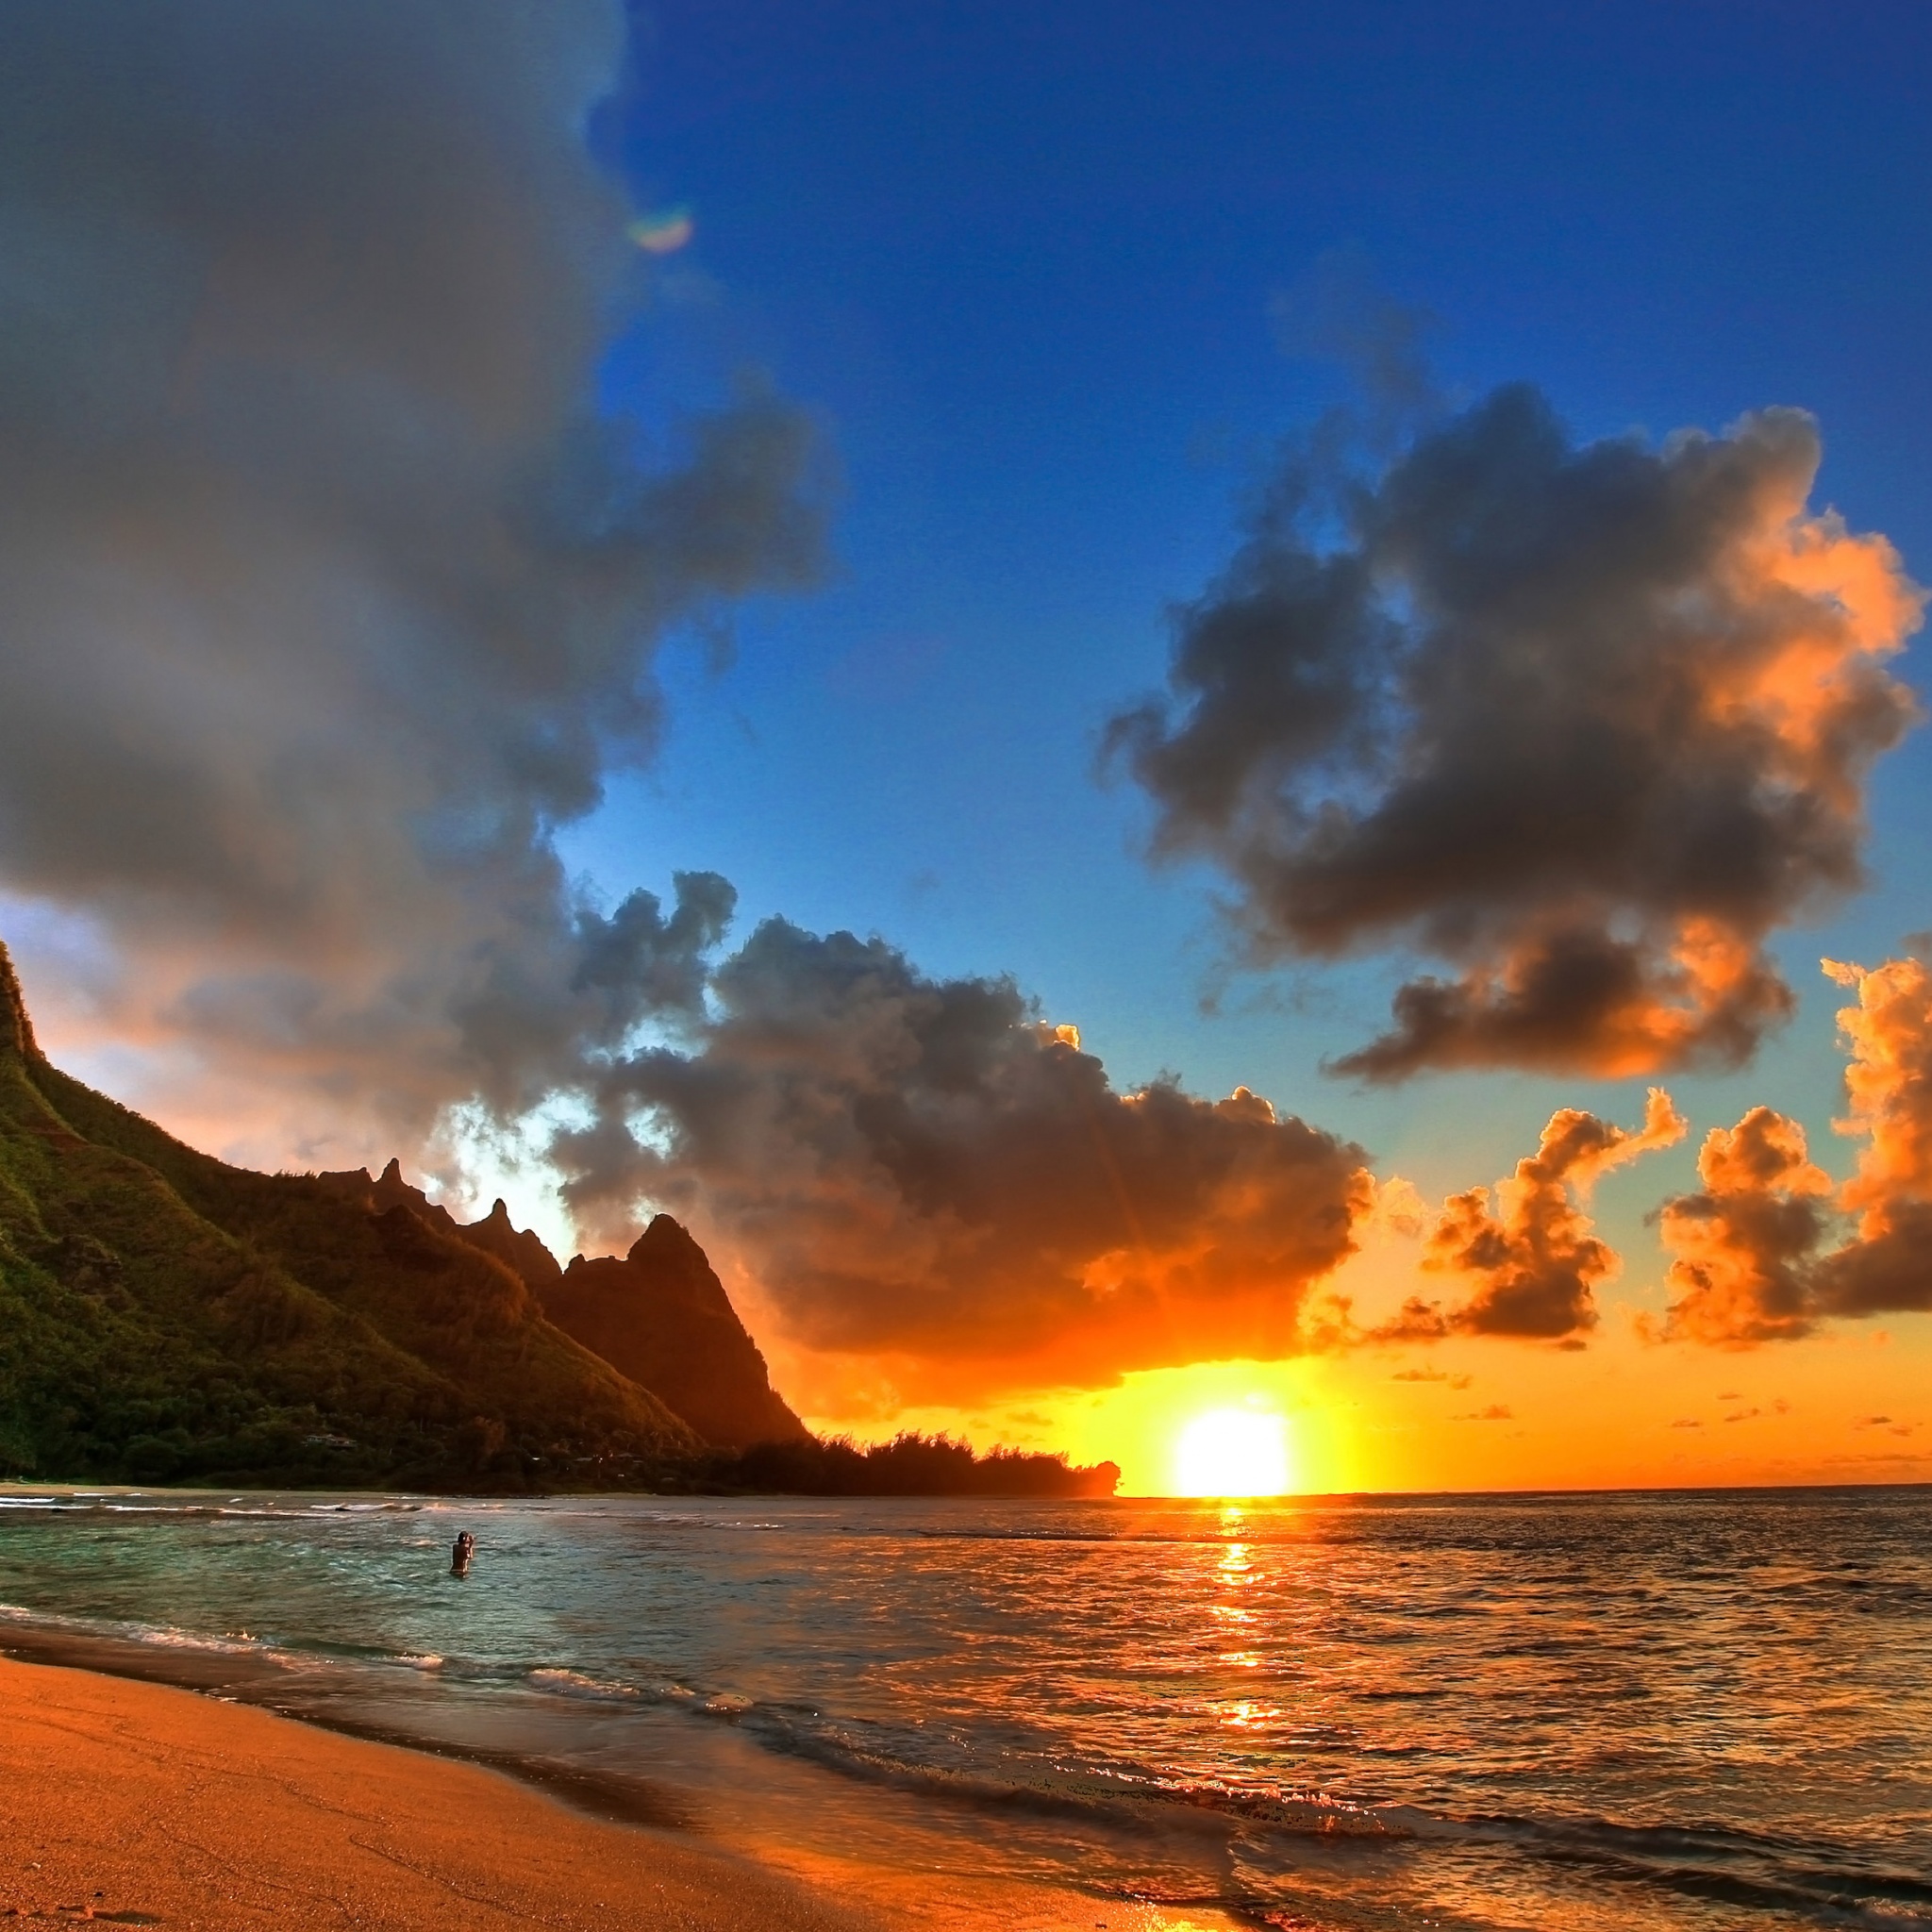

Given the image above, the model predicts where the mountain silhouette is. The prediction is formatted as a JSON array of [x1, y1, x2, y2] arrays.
[[311, 1160, 808, 1450], [535, 1216, 809, 1451], [0, 940, 726, 1486]]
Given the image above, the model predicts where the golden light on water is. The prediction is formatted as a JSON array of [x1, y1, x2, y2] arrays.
[[1172, 1407, 1293, 1497]]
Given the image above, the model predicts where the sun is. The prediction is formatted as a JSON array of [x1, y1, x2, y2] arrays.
[[1172, 1407, 1292, 1497]]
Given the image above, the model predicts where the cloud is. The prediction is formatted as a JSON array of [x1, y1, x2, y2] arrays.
[[1380, 1089, 1684, 1341], [1451, 1405, 1512, 1422], [1657, 957, 1932, 1343], [1390, 1367, 1472, 1388], [548, 918, 1373, 1397], [1812, 956, 1932, 1316], [1108, 386, 1922, 1080], [1266, 248, 1437, 423], [1657, 1108, 1833, 1344], [0, 3, 826, 1158]]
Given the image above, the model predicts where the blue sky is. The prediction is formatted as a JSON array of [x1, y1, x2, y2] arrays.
[[567, 0, 1932, 1207]]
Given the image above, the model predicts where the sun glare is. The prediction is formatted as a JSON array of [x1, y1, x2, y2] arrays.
[[1173, 1408, 1292, 1497]]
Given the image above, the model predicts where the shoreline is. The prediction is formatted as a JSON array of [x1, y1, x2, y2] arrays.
[[0, 1652, 886, 1931], [0, 1614, 699, 1836], [0, 1623, 1252, 1932]]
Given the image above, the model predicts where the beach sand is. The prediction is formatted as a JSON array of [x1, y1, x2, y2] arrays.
[[0, 1656, 882, 1930]]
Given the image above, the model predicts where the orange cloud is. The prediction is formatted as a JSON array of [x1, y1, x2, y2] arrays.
[[1379, 1088, 1685, 1341], [553, 919, 1374, 1399], [1657, 1108, 1833, 1344], [1110, 389, 1923, 1080], [1655, 957, 1932, 1344], [1813, 956, 1932, 1317]]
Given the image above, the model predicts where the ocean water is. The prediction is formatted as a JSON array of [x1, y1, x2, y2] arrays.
[[1, 1486, 1928, 1931]]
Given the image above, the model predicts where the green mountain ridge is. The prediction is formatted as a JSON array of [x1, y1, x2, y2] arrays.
[[0, 940, 779, 1488]]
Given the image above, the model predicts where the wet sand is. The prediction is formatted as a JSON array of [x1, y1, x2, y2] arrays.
[[0, 1656, 882, 1930]]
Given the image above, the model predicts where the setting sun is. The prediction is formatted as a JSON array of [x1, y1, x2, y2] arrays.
[[1173, 1408, 1293, 1497]]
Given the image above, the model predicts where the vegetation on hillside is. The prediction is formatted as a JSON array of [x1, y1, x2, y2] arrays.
[[0, 945, 695, 1487], [695, 1430, 1121, 1498]]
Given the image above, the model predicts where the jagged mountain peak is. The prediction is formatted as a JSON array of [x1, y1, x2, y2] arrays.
[[0, 940, 43, 1065], [541, 1213, 808, 1451], [628, 1212, 705, 1265]]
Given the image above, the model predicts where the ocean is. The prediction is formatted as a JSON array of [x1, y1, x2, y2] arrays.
[[1, 1485, 1927, 1930]]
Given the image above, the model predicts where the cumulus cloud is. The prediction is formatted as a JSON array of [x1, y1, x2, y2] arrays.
[[1108, 386, 1922, 1080], [0, 2, 825, 1156], [1380, 1089, 1685, 1341], [1812, 956, 1932, 1316], [549, 918, 1373, 1396], [1657, 957, 1932, 1343], [1657, 1108, 1832, 1344]]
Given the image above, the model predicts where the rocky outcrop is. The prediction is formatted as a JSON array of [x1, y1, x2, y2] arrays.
[[537, 1215, 809, 1451], [0, 940, 42, 1065], [458, 1198, 562, 1291], [0, 937, 807, 1479], [311, 1161, 806, 1451], [313, 1157, 464, 1235]]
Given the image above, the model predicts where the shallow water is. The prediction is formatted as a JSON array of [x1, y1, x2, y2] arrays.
[[1, 1486, 1927, 1929]]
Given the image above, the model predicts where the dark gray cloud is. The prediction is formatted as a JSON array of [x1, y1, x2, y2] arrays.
[[550, 918, 1372, 1396], [1108, 386, 1922, 1080], [0, 2, 824, 1148]]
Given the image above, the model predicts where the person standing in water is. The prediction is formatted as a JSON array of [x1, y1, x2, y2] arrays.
[[450, 1530, 475, 1576]]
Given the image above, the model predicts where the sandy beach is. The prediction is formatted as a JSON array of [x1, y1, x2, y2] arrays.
[[0, 1657, 881, 1931]]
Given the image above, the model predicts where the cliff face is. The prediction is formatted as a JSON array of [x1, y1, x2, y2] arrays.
[[0, 941, 39, 1064], [537, 1215, 810, 1451], [0, 941, 698, 1485], [311, 1167, 798, 1450], [454, 1197, 563, 1291]]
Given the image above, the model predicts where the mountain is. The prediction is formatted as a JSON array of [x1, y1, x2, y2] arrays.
[[455, 1196, 565, 1296], [0, 941, 700, 1487], [308, 1161, 805, 1450], [534, 1217, 809, 1451]]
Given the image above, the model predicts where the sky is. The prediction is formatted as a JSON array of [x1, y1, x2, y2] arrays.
[[5, 0, 1932, 1493]]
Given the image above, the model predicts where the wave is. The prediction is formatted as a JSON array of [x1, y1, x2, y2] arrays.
[[0, 1492, 426, 1520], [5, 1594, 1927, 1930]]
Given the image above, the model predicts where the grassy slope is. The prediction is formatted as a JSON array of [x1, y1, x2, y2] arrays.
[[0, 950, 697, 1485]]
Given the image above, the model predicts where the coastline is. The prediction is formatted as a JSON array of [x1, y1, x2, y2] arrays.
[[0, 1638, 1254, 1932], [0, 1653, 884, 1931]]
